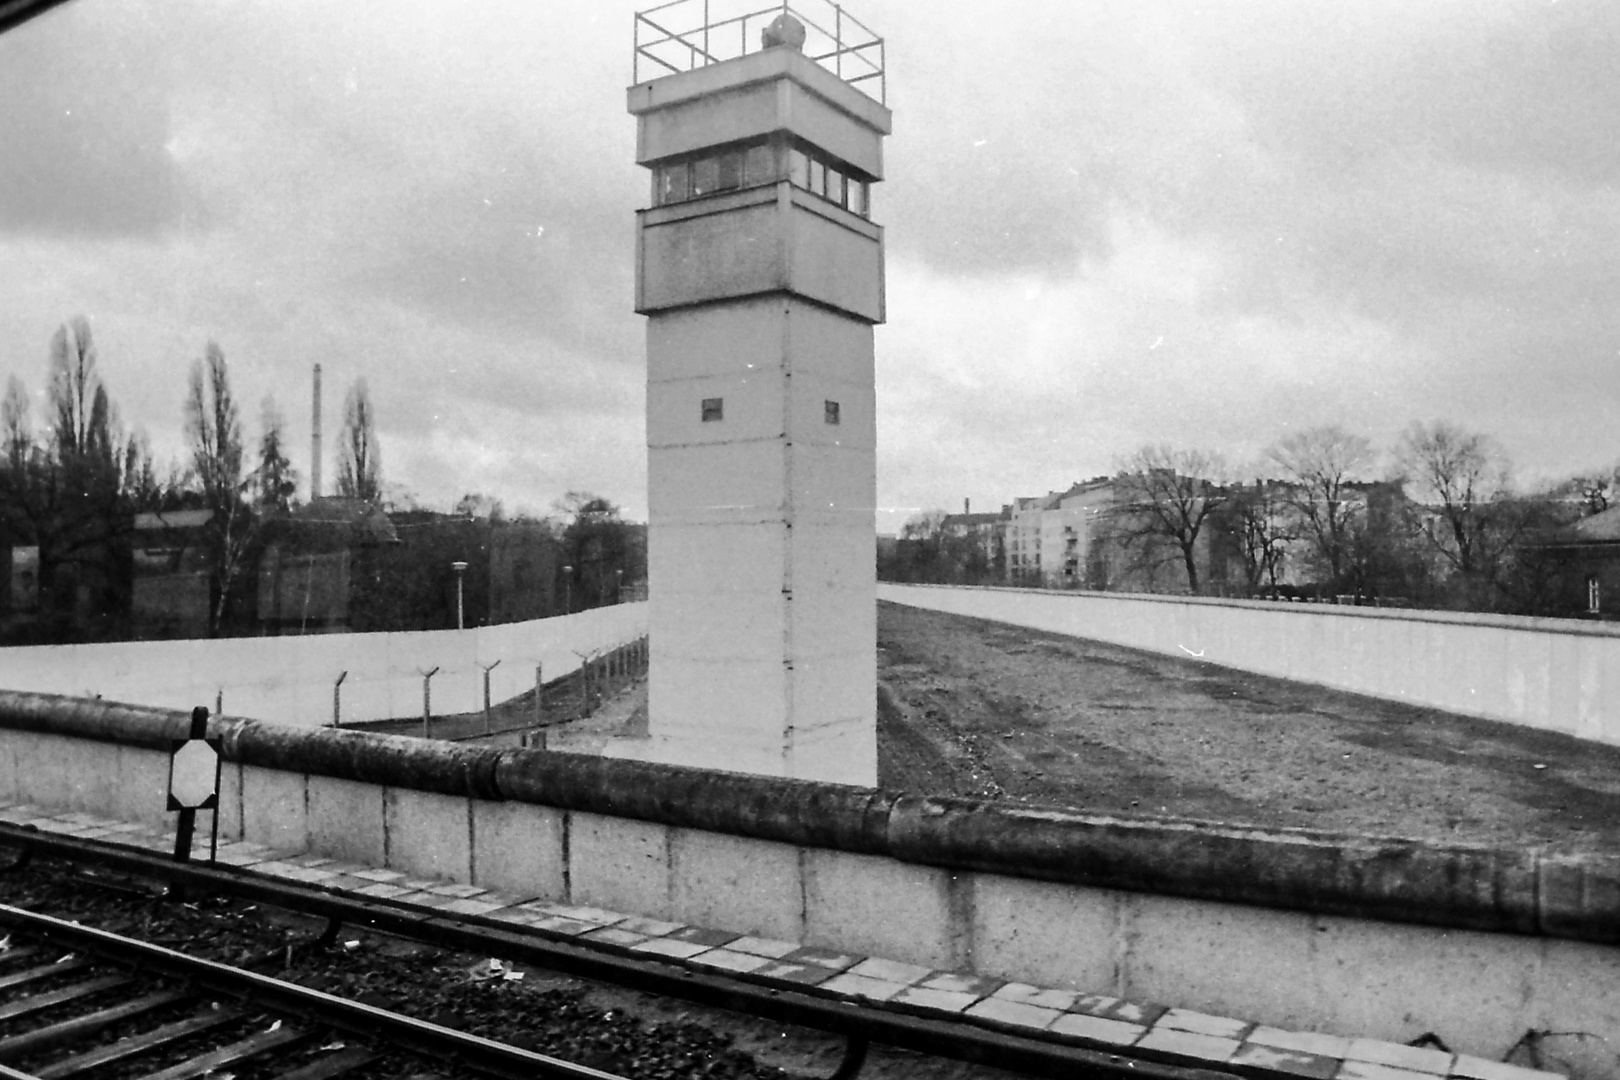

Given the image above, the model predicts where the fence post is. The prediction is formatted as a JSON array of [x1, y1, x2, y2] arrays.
[[332, 671, 348, 728], [481, 659, 501, 735], [573, 651, 591, 716], [420, 666, 440, 738]]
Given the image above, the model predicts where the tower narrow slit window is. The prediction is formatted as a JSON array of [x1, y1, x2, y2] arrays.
[[701, 397, 724, 422], [824, 400, 840, 425]]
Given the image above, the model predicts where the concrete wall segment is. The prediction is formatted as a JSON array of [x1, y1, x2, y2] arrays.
[[471, 799, 565, 900], [801, 847, 956, 968], [668, 828, 804, 941], [384, 787, 471, 881], [5, 695, 1620, 946], [1124, 892, 1321, 1031], [239, 765, 305, 851], [306, 774, 386, 866], [569, 811, 671, 916], [0, 606, 646, 728], [969, 874, 1120, 992]]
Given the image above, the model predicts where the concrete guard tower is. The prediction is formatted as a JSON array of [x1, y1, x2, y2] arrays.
[[623, 2, 890, 785]]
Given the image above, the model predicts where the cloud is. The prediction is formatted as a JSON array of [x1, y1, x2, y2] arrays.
[[0, 2, 192, 237], [4, 0, 1619, 527]]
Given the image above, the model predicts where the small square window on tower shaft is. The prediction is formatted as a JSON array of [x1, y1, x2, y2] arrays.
[[824, 400, 840, 425], [701, 397, 724, 422]]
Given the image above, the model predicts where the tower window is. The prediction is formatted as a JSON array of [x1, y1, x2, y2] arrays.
[[824, 400, 840, 425], [658, 162, 690, 204], [1589, 575, 1601, 614], [701, 397, 724, 422], [655, 141, 871, 217], [785, 143, 871, 217], [714, 149, 742, 192], [691, 157, 720, 197], [825, 166, 846, 207], [744, 144, 776, 186]]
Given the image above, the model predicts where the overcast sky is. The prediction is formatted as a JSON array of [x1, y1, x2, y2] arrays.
[[3, 0, 1618, 531]]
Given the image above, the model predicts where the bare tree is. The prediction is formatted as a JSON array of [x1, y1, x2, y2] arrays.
[[336, 378, 381, 502], [186, 342, 253, 634], [49, 315, 113, 472], [1225, 478, 1295, 594], [1396, 420, 1513, 579], [1112, 445, 1227, 595], [3, 319, 138, 614], [2, 377, 30, 472], [1267, 425, 1374, 588]]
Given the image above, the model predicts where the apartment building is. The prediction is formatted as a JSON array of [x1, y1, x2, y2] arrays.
[[1006, 478, 1114, 586]]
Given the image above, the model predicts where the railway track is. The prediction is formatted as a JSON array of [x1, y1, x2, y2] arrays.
[[0, 900, 627, 1080]]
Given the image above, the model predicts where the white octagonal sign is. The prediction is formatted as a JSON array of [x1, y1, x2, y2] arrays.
[[169, 740, 219, 809]]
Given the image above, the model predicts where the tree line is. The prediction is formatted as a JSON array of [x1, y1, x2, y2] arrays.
[[888, 422, 1611, 617], [0, 315, 642, 642]]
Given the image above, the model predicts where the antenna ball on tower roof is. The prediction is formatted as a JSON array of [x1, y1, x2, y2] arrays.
[[762, 13, 807, 51]]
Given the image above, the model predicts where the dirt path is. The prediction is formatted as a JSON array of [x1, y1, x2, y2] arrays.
[[876, 602, 1620, 852]]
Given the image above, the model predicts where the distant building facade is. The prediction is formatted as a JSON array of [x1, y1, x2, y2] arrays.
[[131, 509, 214, 638], [257, 498, 398, 634]]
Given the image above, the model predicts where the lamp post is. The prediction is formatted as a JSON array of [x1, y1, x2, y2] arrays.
[[451, 561, 468, 630], [615, 567, 623, 604], [562, 564, 573, 615]]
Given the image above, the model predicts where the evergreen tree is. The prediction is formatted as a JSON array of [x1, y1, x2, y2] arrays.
[[254, 395, 298, 514]]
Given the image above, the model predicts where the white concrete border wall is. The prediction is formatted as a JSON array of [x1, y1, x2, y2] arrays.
[[2, 727, 1614, 1080], [0, 603, 647, 727], [880, 584, 1620, 746]]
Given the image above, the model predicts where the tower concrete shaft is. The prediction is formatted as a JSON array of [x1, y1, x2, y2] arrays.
[[628, 41, 890, 785]]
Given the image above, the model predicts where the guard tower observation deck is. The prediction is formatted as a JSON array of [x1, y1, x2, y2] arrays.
[[633, 0, 885, 104], [624, 1, 891, 785]]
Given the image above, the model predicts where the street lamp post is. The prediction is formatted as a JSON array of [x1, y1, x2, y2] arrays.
[[615, 568, 623, 604], [451, 561, 468, 630], [562, 564, 573, 615]]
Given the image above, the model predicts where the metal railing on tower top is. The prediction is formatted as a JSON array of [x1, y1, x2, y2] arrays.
[[633, 0, 885, 104]]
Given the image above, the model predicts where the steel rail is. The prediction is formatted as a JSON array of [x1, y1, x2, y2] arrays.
[[0, 901, 628, 1080], [0, 824, 1241, 1080]]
